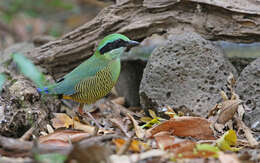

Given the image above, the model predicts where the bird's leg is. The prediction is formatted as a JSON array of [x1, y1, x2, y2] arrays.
[[78, 103, 85, 116], [78, 103, 102, 128]]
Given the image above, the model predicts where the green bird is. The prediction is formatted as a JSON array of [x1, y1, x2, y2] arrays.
[[37, 33, 139, 116]]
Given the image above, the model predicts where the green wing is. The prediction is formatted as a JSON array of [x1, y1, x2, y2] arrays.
[[52, 56, 110, 95]]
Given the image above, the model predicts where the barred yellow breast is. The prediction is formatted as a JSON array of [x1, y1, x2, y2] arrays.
[[68, 64, 116, 104]]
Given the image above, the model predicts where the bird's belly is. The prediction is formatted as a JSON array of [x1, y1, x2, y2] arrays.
[[70, 77, 115, 104]]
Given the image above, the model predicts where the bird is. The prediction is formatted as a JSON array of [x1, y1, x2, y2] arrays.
[[37, 33, 139, 123]]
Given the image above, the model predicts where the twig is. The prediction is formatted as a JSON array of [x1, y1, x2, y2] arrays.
[[109, 100, 142, 118], [79, 134, 121, 147], [235, 116, 258, 147], [110, 118, 131, 137], [0, 135, 72, 157], [117, 135, 133, 155]]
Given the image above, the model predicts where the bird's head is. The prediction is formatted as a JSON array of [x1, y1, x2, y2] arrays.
[[95, 33, 139, 59]]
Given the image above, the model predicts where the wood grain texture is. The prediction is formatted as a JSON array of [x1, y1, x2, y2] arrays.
[[27, 0, 260, 78]]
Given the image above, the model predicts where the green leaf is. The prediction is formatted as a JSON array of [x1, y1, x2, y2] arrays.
[[196, 144, 220, 158], [0, 73, 6, 93], [216, 130, 241, 151], [34, 153, 67, 163], [12, 53, 46, 88]]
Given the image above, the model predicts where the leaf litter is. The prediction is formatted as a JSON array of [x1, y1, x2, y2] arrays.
[[1, 53, 259, 163]]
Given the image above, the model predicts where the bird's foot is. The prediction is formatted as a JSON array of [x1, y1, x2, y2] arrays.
[[76, 105, 102, 128]]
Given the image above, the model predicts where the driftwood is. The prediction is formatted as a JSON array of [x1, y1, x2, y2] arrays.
[[27, 0, 260, 79]]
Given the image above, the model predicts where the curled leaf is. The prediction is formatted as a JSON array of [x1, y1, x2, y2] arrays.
[[52, 113, 74, 129], [39, 129, 90, 145], [217, 100, 241, 124], [51, 113, 95, 134], [216, 130, 241, 151], [149, 116, 215, 140], [127, 113, 145, 139]]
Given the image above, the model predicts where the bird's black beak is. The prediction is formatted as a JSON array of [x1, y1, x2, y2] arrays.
[[127, 40, 140, 48]]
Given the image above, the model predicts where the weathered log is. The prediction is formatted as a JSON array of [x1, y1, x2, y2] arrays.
[[27, 0, 260, 79]]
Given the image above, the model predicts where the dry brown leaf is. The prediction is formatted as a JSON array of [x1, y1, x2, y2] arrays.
[[39, 129, 90, 144], [127, 113, 145, 139], [113, 138, 149, 153], [39, 139, 71, 147], [73, 120, 95, 134], [148, 116, 215, 140], [154, 131, 175, 150], [51, 113, 74, 129], [217, 100, 241, 124], [51, 113, 96, 134]]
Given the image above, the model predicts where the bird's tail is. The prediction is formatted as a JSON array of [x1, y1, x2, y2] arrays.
[[37, 84, 56, 95]]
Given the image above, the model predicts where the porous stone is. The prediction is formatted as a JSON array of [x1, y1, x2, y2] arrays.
[[139, 32, 237, 116], [235, 58, 260, 131]]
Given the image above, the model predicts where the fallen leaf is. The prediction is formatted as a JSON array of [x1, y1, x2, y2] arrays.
[[51, 113, 95, 134], [73, 120, 95, 134], [154, 131, 175, 150], [127, 113, 145, 139], [148, 116, 215, 140], [52, 113, 73, 129], [164, 106, 179, 118], [38, 139, 70, 147], [113, 138, 149, 152], [169, 142, 219, 159], [141, 109, 164, 128], [217, 100, 241, 124], [216, 130, 241, 151], [195, 144, 219, 158], [39, 129, 90, 144]]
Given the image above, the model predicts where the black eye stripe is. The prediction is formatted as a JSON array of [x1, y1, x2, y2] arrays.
[[100, 39, 128, 54]]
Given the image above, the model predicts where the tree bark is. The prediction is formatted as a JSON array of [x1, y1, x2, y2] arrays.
[[27, 0, 260, 79]]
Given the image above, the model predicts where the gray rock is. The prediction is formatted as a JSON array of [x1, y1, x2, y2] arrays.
[[235, 58, 260, 130], [139, 32, 237, 116], [116, 34, 167, 107]]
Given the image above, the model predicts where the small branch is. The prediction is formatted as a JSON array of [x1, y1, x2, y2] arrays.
[[235, 117, 258, 147], [79, 134, 121, 147], [110, 118, 131, 137]]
